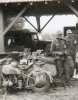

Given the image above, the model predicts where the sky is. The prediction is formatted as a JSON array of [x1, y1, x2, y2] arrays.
[[24, 15, 77, 35]]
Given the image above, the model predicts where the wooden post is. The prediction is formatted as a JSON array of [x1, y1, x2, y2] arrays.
[[0, 7, 4, 88], [24, 17, 38, 32], [63, 0, 78, 17], [3, 5, 29, 36], [0, 7, 4, 53], [36, 16, 41, 32], [40, 15, 55, 32]]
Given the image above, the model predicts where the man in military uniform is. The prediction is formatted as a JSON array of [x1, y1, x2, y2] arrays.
[[64, 30, 75, 86], [50, 31, 74, 86], [50, 31, 66, 78], [65, 29, 77, 61]]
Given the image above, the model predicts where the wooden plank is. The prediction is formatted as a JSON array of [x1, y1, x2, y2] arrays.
[[3, 4, 29, 36], [24, 17, 38, 32], [63, 0, 78, 17], [36, 16, 41, 32], [41, 15, 55, 32], [0, 7, 5, 52], [0, 0, 57, 3]]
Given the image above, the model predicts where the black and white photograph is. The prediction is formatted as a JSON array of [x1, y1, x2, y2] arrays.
[[0, 0, 78, 100]]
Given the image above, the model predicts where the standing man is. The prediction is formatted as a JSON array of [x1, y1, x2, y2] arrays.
[[64, 29, 75, 86], [50, 31, 66, 78], [65, 29, 77, 61], [50, 31, 74, 86]]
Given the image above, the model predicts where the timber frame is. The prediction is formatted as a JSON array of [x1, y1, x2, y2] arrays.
[[0, 0, 78, 51], [0, 0, 78, 87]]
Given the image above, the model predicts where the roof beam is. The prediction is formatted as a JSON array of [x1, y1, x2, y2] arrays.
[[24, 17, 38, 32], [63, 0, 78, 17], [40, 15, 55, 32], [3, 4, 29, 36]]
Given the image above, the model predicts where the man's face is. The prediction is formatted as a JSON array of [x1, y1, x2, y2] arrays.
[[67, 33, 72, 38], [67, 33, 76, 42], [57, 34, 62, 38]]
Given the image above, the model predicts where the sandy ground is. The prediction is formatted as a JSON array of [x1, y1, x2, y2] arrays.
[[0, 79, 78, 100]]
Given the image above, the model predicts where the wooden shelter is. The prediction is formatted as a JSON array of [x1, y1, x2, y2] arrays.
[[0, 0, 78, 87], [0, 0, 78, 50], [0, 0, 78, 52]]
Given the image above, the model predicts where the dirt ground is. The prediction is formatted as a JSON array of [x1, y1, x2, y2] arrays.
[[0, 79, 78, 100]]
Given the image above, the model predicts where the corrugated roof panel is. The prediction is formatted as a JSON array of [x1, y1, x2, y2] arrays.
[[0, 0, 58, 3]]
